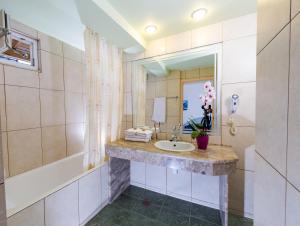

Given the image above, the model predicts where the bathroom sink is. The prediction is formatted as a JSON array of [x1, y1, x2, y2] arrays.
[[154, 140, 195, 152]]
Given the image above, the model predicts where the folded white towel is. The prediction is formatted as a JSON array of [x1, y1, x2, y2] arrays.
[[152, 97, 166, 123], [125, 128, 153, 136], [125, 137, 151, 142]]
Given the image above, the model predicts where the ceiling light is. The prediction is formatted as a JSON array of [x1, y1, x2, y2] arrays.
[[191, 8, 207, 21], [145, 25, 157, 34]]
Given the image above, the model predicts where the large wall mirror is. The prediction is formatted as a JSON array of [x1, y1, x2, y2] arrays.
[[133, 44, 222, 139]]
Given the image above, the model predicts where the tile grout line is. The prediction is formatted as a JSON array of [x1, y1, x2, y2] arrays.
[[2, 65, 10, 177], [38, 67, 44, 165], [257, 21, 291, 56], [285, 3, 292, 226], [62, 44, 68, 158]]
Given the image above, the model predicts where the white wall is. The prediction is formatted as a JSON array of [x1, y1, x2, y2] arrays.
[[125, 13, 257, 218]]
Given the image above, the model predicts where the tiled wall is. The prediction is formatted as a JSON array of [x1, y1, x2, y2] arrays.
[[255, 1, 300, 225], [124, 13, 257, 218], [144, 68, 214, 141], [1, 20, 86, 178]]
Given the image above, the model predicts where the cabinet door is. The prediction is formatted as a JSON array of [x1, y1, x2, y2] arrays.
[[146, 164, 166, 194], [167, 168, 191, 201], [192, 173, 219, 207], [130, 161, 145, 187]]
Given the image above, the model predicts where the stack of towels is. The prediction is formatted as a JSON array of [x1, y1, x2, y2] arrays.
[[125, 128, 153, 142]]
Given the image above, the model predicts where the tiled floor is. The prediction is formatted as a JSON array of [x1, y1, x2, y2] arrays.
[[86, 185, 253, 226]]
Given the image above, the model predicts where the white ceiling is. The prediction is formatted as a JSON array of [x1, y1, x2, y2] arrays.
[[1, 0, 256, 50], [143, 54, 215, 76], [109, 0, 256, 41]]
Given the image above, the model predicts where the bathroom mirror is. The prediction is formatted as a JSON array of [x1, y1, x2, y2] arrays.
[[133, 44, 222, 138]]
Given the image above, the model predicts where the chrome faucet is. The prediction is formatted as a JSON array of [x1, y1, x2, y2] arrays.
[[170, 123, 182, 142]]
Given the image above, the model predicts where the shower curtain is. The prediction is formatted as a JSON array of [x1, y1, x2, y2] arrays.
[[132, 63, 147, 128], [84, 28, 123, 168]]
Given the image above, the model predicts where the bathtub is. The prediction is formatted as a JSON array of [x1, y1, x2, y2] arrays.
[[5, 152, 109, 226]]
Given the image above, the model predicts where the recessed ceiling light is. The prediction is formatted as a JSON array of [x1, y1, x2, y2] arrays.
[[145, 25, 157, 34], [191, 8, 207, 21]]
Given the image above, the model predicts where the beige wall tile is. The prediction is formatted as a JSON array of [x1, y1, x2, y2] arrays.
[[38, 32, 63, 56], [165, 31, 191, 53], [167, 98, 180, 117], [8, 200, 44, 226], [39, 51, 64, 90], [191, 23, 222, 48], [254, 153, 286, 226], [79, 168, 101, 223], [66, 123, 85, 156], [0, 85, 6, 131], [199, 67, 214, 78], [185, 69, 199, 80], [6, 86, 40, 131], [145, 99, 153, 118], [167, 70, 180, 80], [229, 169, 254, 217], [42, 126, 66, 165], [222, 82, 256, 127], [222, 36, 256, 84], [286, 183, 300, 226], [288, 14, 300, 190], [64, 59, 83, 93], [0, 64, 4, 85], [1, 132, 9, 178], [65, 92, 84, 124], [45, 181, 79, 226], [145, 38, 166, 58], [11, 19, 38, 38], [167, 78, 180, 98], [146, 82, 155, 100], [222, 13, 257, 41], [4, 65, 39, 88], [256, 26, 290, 175], [155, 80, 167, 97], [8, 128, 42, 176], [292, 0, 300, 17], [257, 0, 290, 52], [63, 43, 83, 63], [40, 90, 65, 127], [222, 126, 255, 171], [166, 116, 180, 134]]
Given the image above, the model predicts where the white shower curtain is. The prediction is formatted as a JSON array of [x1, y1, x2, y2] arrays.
[[84, 28, 123, 168], [132, 63, 147, 128]]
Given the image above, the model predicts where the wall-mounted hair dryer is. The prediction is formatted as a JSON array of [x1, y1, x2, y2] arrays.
[[231, 94, 239, 114]]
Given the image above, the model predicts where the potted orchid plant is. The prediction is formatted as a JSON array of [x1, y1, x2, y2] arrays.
[[189, 81, 216, 150]]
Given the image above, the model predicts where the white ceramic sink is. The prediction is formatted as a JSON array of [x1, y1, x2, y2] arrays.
[[154, 140, 195, 152]]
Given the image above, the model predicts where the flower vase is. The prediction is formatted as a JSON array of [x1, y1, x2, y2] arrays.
[[196, 135, 209, 150]]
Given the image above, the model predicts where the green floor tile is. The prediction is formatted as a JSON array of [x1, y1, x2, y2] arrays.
[[86, 186, 253, 226], [162, 196, 191, 215], [132, 198, 162, 219], [190, 216, 220, 226], [190, 204, 221, 225], [143, 189, 167, 206], [158, 208, 190, 226], [123, 185, 146, 199], [228, 213, 253, 226]]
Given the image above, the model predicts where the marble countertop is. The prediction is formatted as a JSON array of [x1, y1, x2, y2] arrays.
[[106, 139, 238, 176]]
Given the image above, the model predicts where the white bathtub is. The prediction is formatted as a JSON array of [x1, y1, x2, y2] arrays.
[[5, 153, 109, 226]]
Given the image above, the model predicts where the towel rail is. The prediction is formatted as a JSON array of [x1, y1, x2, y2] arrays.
[[166, 96, 179, 99]]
